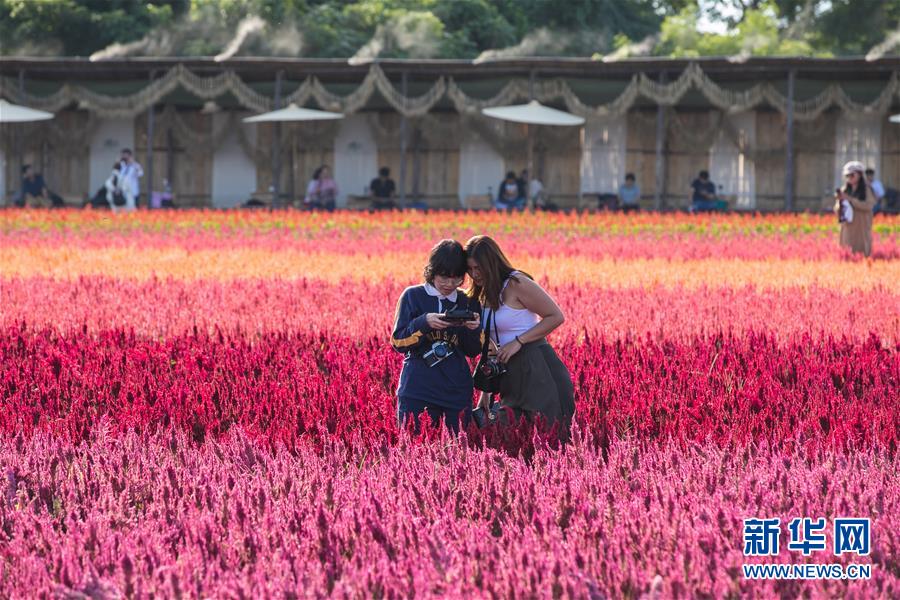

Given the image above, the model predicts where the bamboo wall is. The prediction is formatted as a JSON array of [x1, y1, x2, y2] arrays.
[[624, 111, 657, 209], [7, 106, 900, 211], [375, 113, 460, 206], [1, 110, 91, 202], [881, 115, 900, 202], [134, 110, 213, 207], [754, 111, 787, 211]]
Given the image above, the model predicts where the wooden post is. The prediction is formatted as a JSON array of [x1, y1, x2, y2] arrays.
[[784, 69, 796, 212], [527, 69, 536, 207], [16, 70, 25, 190], [653, 71, 668, 211], [399, 71, 408, 207], [145, 71, 155, 210], [271, 70, 283, 209], [411, 128, 421, 200], [166, 115, 175, 190]]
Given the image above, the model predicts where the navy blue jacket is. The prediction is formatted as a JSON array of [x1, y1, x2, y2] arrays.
[[390, 285, 483, 410]]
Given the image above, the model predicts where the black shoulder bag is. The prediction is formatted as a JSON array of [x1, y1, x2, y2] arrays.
[[473, 308, 505, 393]]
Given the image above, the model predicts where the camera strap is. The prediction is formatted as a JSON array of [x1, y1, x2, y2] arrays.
[[479, 307, 500, 360]]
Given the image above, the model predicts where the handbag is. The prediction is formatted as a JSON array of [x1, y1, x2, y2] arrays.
[[473, 309, 505, 393]]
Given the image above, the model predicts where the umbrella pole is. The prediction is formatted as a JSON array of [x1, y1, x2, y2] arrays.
[[526, 124, 534, 210], [16, 70, 24, 189], [146, 71, 155, 210], [271, 70, 283, 210], [399, 71, 408, 208]]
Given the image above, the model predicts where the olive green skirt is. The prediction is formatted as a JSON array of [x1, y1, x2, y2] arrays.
[[498, 340, 574, 424]]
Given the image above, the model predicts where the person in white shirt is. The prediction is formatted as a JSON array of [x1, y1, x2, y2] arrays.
[[104, 162, 136, 213], [865, 168, 884, 211], [520, 169, 545, 209], [119, 148, 144, 209]]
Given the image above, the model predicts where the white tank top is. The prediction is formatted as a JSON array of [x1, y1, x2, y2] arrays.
[[486, 271, 540, 346]]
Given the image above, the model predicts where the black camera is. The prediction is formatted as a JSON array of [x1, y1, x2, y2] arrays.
[[479, 358, 507, 378], [441, 309, 477, 323], [472, 401, 503, 428], [422, 340, 454, 367]]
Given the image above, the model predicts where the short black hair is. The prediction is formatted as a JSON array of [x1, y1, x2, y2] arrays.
[[505, 171, 516, 180], [699, 170, 709, 179], [121, 148, 132, 155], [21, 164, 31, 174], [379, 167, 390, 177], [865, 168, 875, 175], [625, 173, 635, 181], [423, 239, 467, 284]]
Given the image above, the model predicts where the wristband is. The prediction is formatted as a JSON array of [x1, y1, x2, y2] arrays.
[[515, 335, 524, 345]]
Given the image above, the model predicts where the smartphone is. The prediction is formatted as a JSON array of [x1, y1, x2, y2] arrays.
[[441, 309, 477, 323]]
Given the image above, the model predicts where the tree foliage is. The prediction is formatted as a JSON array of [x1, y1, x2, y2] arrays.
[[1, 0, 899, 59]]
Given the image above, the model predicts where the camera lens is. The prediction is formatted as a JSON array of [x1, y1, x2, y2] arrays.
[[434, 343, 448, 358]]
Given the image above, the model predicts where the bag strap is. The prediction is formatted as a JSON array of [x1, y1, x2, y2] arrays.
[[479, 308, 492, 362]]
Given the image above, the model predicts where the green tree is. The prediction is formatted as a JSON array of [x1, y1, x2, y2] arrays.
[[655, 1, 819, 57], [0, 0, 185, 56]]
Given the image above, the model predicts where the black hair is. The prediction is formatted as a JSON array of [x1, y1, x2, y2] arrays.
[[312, 166, 323, 180], [865, 168, 875, 175], [423, 239, 467, 285], [379, 167, 390, 177], [112, 162, 121, 171], [505, 171, 516, 180], [699, 170, 709, 179], [625, 173, 635, 181], [21, 164, 31, 174], [842, 171, 867, 201], [121, 148, 132, 155]]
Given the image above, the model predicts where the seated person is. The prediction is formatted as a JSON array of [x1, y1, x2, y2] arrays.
[[370, 167, 397, 210], [496, 171, 526, 210], [304, 165, 338, 211], [690, 170, 719, 212], [521, 169, 551, 210], [21, 165, 50, 208], [618, 173, 641, 212], [866, 168, 885, 213]]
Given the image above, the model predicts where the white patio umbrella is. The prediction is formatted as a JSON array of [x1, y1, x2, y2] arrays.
[[481, 100, 584, 207], [243, 103, 343, 208], [482, 100, 585, 127], [0, 99, 54, 123], [242, 103, 344, 123]]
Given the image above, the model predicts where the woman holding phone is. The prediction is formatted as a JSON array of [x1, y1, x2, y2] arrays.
[[465, 235, 574, 427], [391, 239, 483, 432], [834, 161, 875, 257]]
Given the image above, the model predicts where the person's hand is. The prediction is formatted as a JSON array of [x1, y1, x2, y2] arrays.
[[425, 313, 449, 330], [463, 313, 481, 330], [496, 338, 522, 363]]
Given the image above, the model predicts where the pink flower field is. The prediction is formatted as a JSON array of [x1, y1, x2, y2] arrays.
[[1, 210, 898, 598]]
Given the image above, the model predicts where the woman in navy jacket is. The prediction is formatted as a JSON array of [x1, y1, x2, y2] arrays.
[[391, 239, 483, 432]]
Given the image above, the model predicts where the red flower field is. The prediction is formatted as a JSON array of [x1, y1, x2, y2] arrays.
[[1, 210, 898, 598]]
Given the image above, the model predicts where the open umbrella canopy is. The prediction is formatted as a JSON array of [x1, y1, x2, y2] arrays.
[[0, 99, 54, 123], [243, 103, 344, 123], [481, 100, 585, 126]]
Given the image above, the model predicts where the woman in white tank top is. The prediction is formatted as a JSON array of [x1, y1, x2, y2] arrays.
[[465, 235, 574, 429]]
